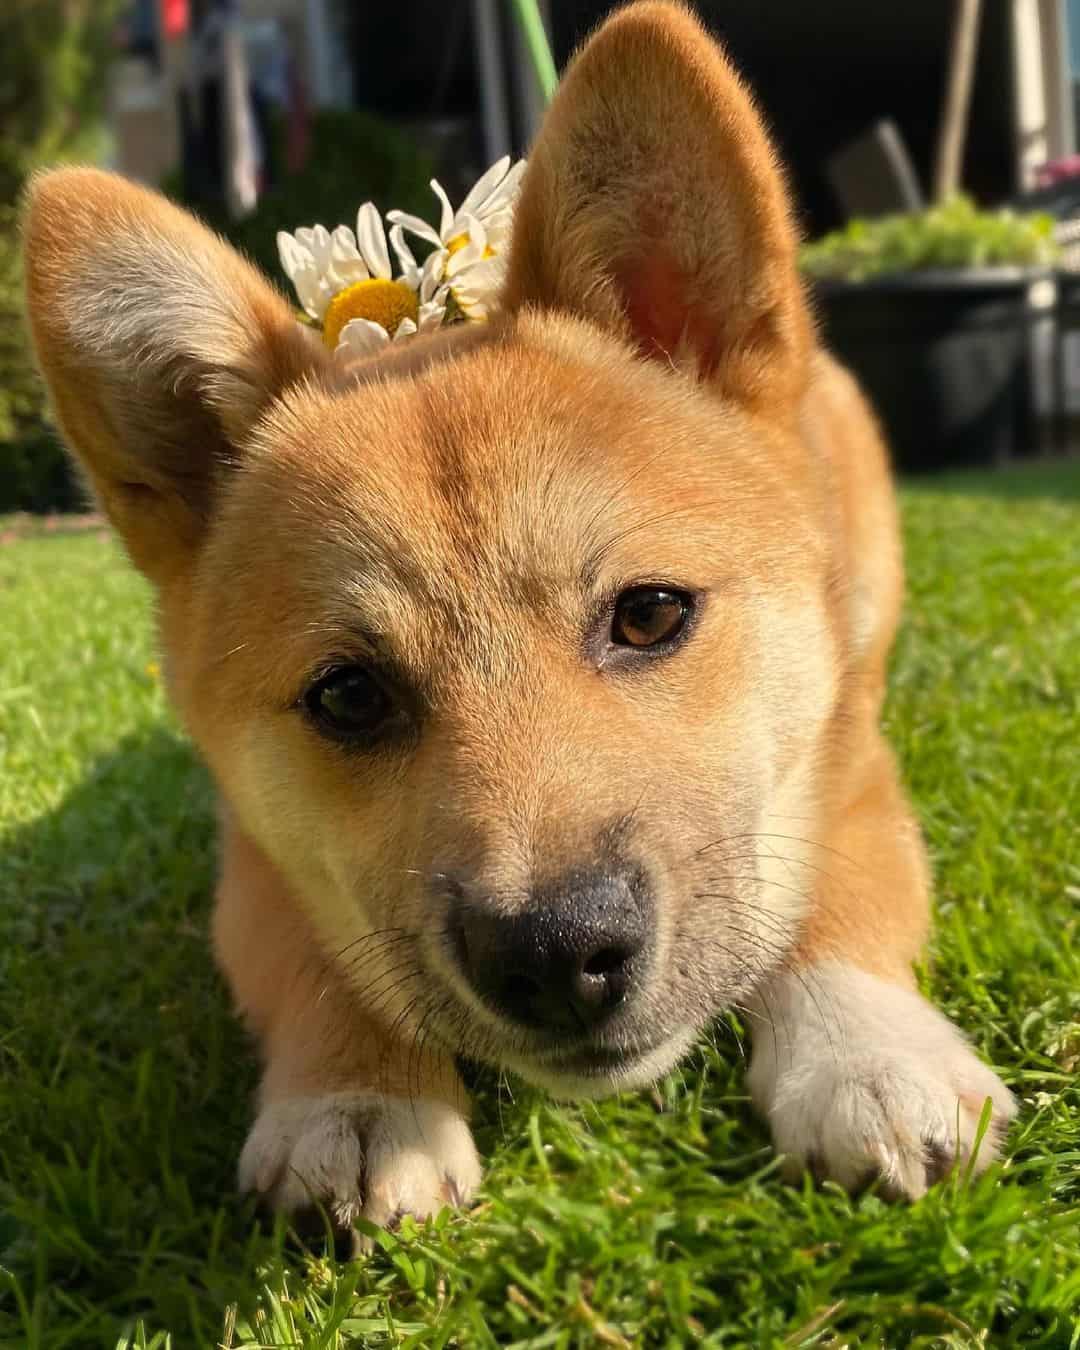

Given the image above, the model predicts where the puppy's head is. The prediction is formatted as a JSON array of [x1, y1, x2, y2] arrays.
[[26, 3, 838, 1095]]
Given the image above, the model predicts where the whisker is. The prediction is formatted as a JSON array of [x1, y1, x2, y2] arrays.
[[362, 968, 427, 1029], [379, 992, 426, 1094], [411, 995, 456, 1112], [347, 950, 424, 1000], [701, 885, 849, 972], [718, 925, 838, 1059], [688, 914, 842, 1065], [690, 933, 792, 1054], [582, 447, 672, 541], [691, 891, 803, 951], [699, 850, 863, 904], [340, 932, 416, 979], [317, 925, 410, 982], [695, 831, 865, 874], [709, 1010, 746, 1064], [590, 507, 707, 568], [700, 872, 820, 910]]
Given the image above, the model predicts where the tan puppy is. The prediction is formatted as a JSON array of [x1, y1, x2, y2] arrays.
[[25, 2, 1013, 1229]]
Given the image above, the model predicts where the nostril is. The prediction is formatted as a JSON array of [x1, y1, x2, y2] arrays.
[[582, 946, 631, 979], [573, 942, 639, 1016]]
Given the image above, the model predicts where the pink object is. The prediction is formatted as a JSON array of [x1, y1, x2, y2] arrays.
[[1034, 156, 1080, 188]]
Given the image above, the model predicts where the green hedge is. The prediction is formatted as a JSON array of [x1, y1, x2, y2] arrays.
[[1, 110, 435, 514], [0, 0, 121, 512], [199, 108, 435, 284], [0, 206, 85, 513]]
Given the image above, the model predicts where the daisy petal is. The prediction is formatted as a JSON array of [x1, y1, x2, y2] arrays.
[[459, 156, 511, 217], [451, 256, 505, 316], [385, 210, 443, 249], [309, 224, 333, 269], [453, 292, 488, 320], [292, 265, 328, 320], [418, 291, 448, 331], [481, 158, 526, 214], [446, 238, 485, 278], [430, 178, 454, 240], [335, 317, 390, 359], [388, 225, 420, 286], [463, 213, 488, 250], [419, 247, 448, 301], [331, 224, 361, 259], [480, 205, 515, 243], [276, 231, 310, 281], [482, 223, 512, 256], [392, 317, 418, 340], [331, 256, 374, 285], [356, 202, 391, 279]]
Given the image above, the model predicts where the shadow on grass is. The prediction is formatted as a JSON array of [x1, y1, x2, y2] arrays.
[[0, 727, 556, 1347], [0, 728, 289, 1347]]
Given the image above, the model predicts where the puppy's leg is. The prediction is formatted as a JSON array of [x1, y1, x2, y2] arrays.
[[747, 736, 1015, 1199], [213, 825, 481, 1228]]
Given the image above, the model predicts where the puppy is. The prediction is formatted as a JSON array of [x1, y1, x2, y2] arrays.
[[24, 1, 1013, 1230]]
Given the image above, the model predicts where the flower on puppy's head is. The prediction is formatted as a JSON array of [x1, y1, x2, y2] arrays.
[[387, 156, 526, 320], [277, 203, 438, 358], [276, 158, 525, 358]]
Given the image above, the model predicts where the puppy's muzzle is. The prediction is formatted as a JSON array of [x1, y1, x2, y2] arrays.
[[450, 863, 653, 1035]]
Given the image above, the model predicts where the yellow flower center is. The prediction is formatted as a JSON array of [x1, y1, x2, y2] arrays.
[[447, 232, 496, 260], [322, 279, 419, 350]]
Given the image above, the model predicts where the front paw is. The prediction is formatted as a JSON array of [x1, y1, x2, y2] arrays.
[[747, 962, 1016, 1199], [238, 1093, 482, 1231]]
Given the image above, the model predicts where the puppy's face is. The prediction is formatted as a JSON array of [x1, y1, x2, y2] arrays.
[[172, 312, 834, 1095], [26, 5, 826, 1094]]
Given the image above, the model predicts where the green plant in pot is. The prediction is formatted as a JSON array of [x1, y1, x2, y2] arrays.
[[801, 196, 1056, 280], [801, 197, 1059, 472]]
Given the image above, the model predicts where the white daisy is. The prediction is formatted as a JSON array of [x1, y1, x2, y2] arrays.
[[386, 156, 526, 319], [277, 203, 437, 355], [336, 237, 450, 359]]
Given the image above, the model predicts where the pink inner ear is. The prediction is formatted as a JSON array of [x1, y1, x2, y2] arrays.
[[617, 248, 722, 378]]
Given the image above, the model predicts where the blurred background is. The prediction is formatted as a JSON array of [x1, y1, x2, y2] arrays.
[[4, 0, 1080, 514]]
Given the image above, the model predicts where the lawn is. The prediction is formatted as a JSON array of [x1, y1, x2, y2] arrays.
[[0, 462, 1078, 1349]]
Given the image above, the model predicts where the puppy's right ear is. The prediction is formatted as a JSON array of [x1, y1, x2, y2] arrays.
[[23, 168, 327, 582]]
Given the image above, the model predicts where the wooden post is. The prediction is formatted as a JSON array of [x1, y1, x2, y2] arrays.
[[933, 0, 984, 202]]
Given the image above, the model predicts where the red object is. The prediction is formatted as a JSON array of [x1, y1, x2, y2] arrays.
[[161, 0, 188, 40]]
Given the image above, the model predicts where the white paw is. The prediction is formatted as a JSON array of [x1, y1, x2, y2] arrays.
[[747, 961, 1016, 1199], [238, 1093, 482, 1230]]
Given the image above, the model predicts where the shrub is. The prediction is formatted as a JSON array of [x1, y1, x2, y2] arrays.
[[0, 0, 122, 513], [0, 207, 86, 513], [191, 108, 436, 285], [0, 0, 121, 207], [800, 196, 1058, 282]]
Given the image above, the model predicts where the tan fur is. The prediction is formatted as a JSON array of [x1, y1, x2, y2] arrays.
[[23, 1, 1011, 1220]]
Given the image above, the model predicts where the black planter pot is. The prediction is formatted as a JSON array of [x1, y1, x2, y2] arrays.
[[811, 269, 1051, 473]]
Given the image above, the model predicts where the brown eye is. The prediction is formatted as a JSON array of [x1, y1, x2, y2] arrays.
[[611, 587, 691, 648]]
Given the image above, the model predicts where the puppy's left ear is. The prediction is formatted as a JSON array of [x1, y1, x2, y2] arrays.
[[23, 168, 328, 582], [503, 1, 811, 415]]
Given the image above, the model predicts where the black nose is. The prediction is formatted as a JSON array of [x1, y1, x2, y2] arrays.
[[452, 864, 652, 1033]]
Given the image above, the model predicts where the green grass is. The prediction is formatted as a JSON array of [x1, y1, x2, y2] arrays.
[[1, 461, 1078, 1349]]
